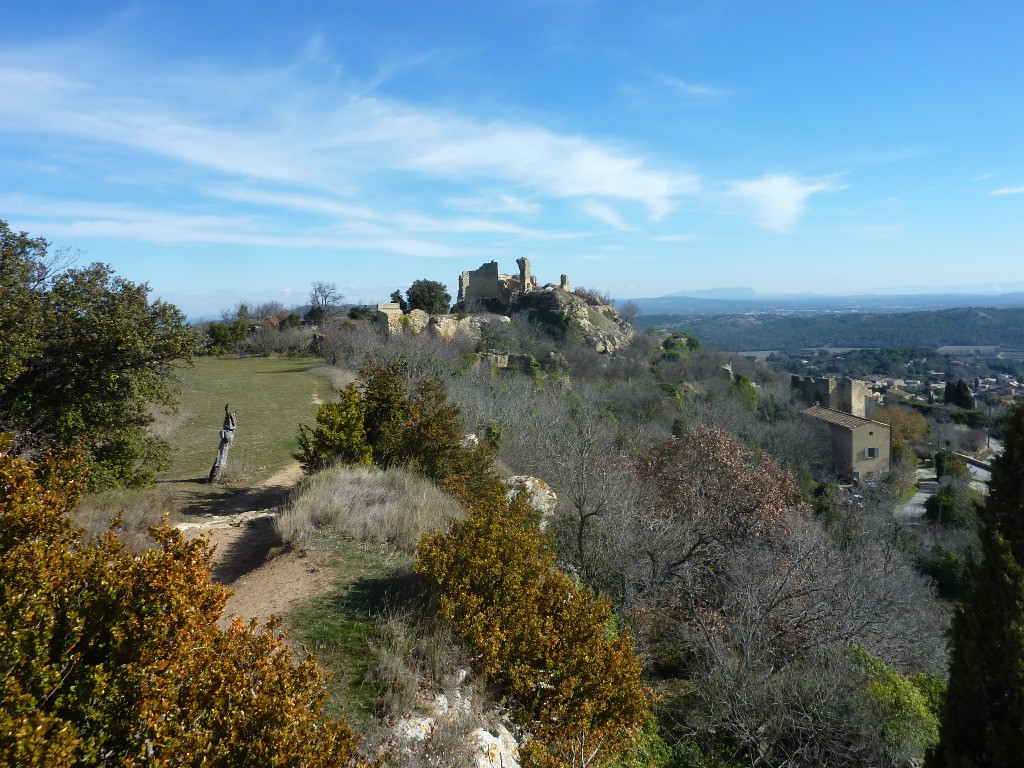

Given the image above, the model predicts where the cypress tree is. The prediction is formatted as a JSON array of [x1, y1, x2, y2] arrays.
[[928, 401, 1024, 767]]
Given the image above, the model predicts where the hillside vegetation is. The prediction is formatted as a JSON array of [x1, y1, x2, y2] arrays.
[[641, 306, 1024, 351], [5, 228, 1022, 767]]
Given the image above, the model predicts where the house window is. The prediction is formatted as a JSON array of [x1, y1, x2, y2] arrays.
[[865, 447, 878, 459]]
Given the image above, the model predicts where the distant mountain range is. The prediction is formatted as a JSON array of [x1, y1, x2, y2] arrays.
[[619, 289, 1024, 317]]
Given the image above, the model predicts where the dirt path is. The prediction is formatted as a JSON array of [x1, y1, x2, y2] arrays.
[[175, 461, 334, 628]]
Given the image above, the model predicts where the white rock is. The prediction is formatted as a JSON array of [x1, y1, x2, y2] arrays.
[[472, 725, 520, 768], [394, 716, 434, 742]]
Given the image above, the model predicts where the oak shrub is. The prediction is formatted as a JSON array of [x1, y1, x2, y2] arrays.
[[416, 493, 654, 768], [0, 442, 365, 767]]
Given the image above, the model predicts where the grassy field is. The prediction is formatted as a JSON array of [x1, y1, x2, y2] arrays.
[[156, 356, 340, 484], [289, 539, 417, 727]]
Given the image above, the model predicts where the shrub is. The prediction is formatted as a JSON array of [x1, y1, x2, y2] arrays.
[[846, 645, 940, 762], [573, 286, 612, 306], [276, 465, 464, 552], [0, 442, 366, 767], [416, 493, 653, 768], [295, 382, 373, 472], [295, 357, 506, 509], [923, 483, 977, 527], [935, 451, 970, 481]]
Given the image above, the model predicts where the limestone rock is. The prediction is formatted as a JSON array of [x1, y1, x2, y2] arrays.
[[471, 724, 520, 768], [428, 314, 458, 340], [394, 715, 433, 742], [505, 475, 557, 529], [406, 309, 431, 334]]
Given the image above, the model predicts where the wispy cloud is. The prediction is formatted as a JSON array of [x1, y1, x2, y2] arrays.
[[724, 174, 843, 231], [990, 185, 1024, 196], [660, 75, 730, 98], [5, 197, 478, 257], [445, 194, 541, 216], [578, 200, 631, 230]]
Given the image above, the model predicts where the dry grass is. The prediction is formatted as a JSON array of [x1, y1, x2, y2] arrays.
[[73, 484, 183, 553], [308, 365, 358, 392], [276, 465, 464, 552]]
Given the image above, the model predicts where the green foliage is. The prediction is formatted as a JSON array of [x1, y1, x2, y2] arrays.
[[416, 493, 653, 768], [529, 308, 581, 342], [846, 646, 940, 760], [206, 316, 251, 353], [911, 673, 947, 723], [347, 304, 374, 321], [295, 383, 373, 472], [484, 419, 503, 450], [662, 332, 701, 354], [944, 379, 976, 410], [922, 547, 977, 600], [0, 444, 366, 767], [1, 235, 201, 490], [405, 279, 451, 314], [296, 357, 505, 509], [389, 289, 409, 312], [732, 371, 758, 411], [923, 482, 978, 527], [935, 450, 970, 481], [929, 400, 1024, 767], [0, 221, 47, 396]]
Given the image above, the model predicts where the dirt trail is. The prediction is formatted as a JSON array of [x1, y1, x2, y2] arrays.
[[176, 461, 334, 628]]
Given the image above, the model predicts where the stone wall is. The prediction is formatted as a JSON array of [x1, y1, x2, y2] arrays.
[[792, 375, 867, 416], [458, 261, 504, 306], [458, 257, 548, 310]]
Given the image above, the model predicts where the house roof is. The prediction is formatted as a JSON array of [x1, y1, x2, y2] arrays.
[[803, 405, 890, 431]]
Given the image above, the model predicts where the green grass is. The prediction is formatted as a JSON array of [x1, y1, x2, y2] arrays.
[[288, 538, 416, 727], [156, 356, 338, 484]]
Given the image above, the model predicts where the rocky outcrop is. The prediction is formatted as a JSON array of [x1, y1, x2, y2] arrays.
[[390, 669, 521, 768], [375, 306, 511, 342], [513, 289, 635, 354], [505, 475, 558, 529]]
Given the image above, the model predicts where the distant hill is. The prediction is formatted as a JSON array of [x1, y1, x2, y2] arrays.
[[636, 307, 1024, 351], [622, 291, 1024, 317]]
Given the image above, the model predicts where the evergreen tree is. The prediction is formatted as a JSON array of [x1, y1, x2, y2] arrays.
[[405, 279, 451, 314], [928, 401, 1024, 767]]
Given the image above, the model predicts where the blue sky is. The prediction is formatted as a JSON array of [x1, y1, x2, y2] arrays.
[[2, 2, 1023, 318]]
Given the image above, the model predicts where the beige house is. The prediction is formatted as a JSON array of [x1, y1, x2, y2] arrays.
[[804, 405, 891, 482]]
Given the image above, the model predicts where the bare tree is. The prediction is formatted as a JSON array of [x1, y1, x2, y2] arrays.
[[306, 281, 343, 325]]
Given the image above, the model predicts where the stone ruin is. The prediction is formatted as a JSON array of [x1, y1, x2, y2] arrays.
[[456, 257, 568, 311]]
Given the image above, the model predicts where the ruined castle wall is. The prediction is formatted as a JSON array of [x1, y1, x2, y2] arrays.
[[792, 375, 867, 416], [459, 261, 503, 305]]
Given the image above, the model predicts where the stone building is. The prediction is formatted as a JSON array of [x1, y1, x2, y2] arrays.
[[803, 405, 891, 482]]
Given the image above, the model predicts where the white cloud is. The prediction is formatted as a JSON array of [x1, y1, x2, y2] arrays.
[[0, 51, 696, 222], [445, 194, 541, 216], [990, 185, 1024, 196], [725, 175, 843, 231], [578, 200, 630, 230], [661, 76, 730, 98]]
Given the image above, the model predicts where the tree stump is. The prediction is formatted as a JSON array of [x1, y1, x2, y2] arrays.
[[208, 404, 237, 483]]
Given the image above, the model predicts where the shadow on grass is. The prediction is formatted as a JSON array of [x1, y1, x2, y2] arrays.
[[332, 569, 432, 620]]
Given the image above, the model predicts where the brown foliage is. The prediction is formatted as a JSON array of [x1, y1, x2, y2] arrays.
[[0, 442, 367, 767], [417, 494, 653, 768]]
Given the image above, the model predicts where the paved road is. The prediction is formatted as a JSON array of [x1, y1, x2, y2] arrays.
[[895, 469, 937, 530]]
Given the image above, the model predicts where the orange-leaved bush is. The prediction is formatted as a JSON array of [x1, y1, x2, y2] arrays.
[[0, 441, 366, 768], [416, 492, 653, 768]]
